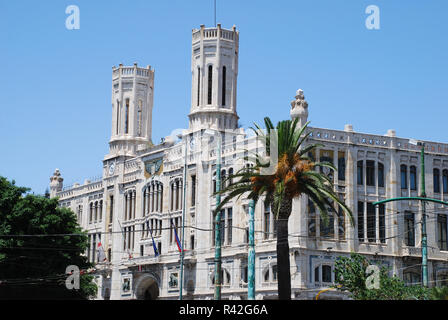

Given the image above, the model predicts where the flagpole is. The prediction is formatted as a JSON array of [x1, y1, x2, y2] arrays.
[[179, 133, 188, 300]]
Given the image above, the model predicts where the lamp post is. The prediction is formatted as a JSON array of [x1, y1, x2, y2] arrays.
[[178, 132, 189, 300], [248, 199, 255, 299], [203, 129, 223, 300], [419, 142, 428, 287], [373, 140, 448, 288], [214, 132, 223, 300]]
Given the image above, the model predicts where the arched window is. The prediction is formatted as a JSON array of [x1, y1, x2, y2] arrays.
[[222, 66, 226, 106], [124, 98, 130, 134], [410, 166, 417, 190], [443, 170, 448, 194], [207, 65, 213, 105], [434, 168, 441, 193], [401, 165, 408, 189]]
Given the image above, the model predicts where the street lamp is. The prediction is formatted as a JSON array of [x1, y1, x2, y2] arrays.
[[177, 130, 191, 300], [203, 128, 247, 300], [203, 129, 223, 300]]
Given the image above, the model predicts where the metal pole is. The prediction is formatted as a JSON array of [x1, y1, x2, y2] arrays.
[[179, 134, 188, 300], [214, 0, 217, 27], [420, 144, 428, 287], [248, 199, 255, 299], [214, 133, 222, 300]]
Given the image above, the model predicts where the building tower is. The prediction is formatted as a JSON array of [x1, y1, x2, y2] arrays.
[[106, 63, 155, 159], [188, 24, 240, 131], [49, 168, 63, 198]]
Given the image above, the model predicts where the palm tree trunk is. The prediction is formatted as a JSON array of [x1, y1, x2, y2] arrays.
[[276, 198, 292, 300]]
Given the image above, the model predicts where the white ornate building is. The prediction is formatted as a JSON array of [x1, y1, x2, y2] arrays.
[[51, 24, 448, 300]]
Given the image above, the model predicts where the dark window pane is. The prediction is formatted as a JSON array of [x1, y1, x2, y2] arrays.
[[410, 166, 417, 190], [378, 163, 384, 187], [357, 161, 363, 185], [367, 203, 376, 242], [366, 160, 375, 186], [401, 165, 408, 189], [358, 202, 364, 242], [434, 169, 441, 193]]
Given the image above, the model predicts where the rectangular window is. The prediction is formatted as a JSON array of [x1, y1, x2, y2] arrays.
[[320, 213, 334, 239], [338, 207, 345, 240], [264, 203, 271, 240], [378, 163, 384, 187], [410, 166, 417, 190], [434, 169, 441, 193], [222, 66, 226, 106], [140, 245, 144, 257], [405, 211, 415, 247], [110, 195, 114, 223], [443, 170, 448, 194], [379, 204, 386, 243], [358, 202, 364, 242], [366, 160, 375, 186], [191, 175, 196, 206], [338, 156, 346, 181], [125, 99, 129, 134], [367, 203, 376, 242], [401, 165, 408, 189], [308, 200, 316, 237], [207, 65, 213, 105], [357, 161, 363, 185], [227, 208, 232, 245], [438, 214, 447, 251], [87, 235, 91, 261], [92, 234, 97, 262], [197, 67, 200, 106]]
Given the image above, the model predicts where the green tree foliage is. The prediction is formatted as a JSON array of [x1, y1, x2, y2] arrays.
[[430, 286, 448, 300], [0, 176, 97, 299], [334, 253, 430, 300]]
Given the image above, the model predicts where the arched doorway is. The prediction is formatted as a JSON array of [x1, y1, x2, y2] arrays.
[[135, 275, 159, 300]]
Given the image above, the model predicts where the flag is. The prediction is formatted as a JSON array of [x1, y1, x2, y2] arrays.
[[97, 242, 107, 263], [171, 219, 182, 253], [147, 221, 159, 257]]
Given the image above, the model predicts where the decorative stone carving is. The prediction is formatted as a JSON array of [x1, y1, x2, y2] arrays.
[[290, 89, 309, 127]]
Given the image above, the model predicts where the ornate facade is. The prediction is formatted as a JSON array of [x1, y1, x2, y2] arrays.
[[51, 24, 448, 300]]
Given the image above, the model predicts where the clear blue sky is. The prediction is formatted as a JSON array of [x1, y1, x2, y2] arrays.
[[0, 0, 447, 194]]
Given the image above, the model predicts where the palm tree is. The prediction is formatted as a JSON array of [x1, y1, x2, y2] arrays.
[[215, 117, 353, 300]]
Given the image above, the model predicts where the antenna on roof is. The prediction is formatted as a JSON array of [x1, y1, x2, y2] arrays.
[[214, 0, 217, 27]]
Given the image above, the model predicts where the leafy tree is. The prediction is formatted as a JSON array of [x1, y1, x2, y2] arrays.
[[334, 253, 430, 300], [216, 118, 353, 299], [430, 286, 448, 300], [0, 176, 97, 299]]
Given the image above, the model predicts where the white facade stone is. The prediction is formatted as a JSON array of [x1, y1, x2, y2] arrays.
[[52, 24, 448, 300]]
